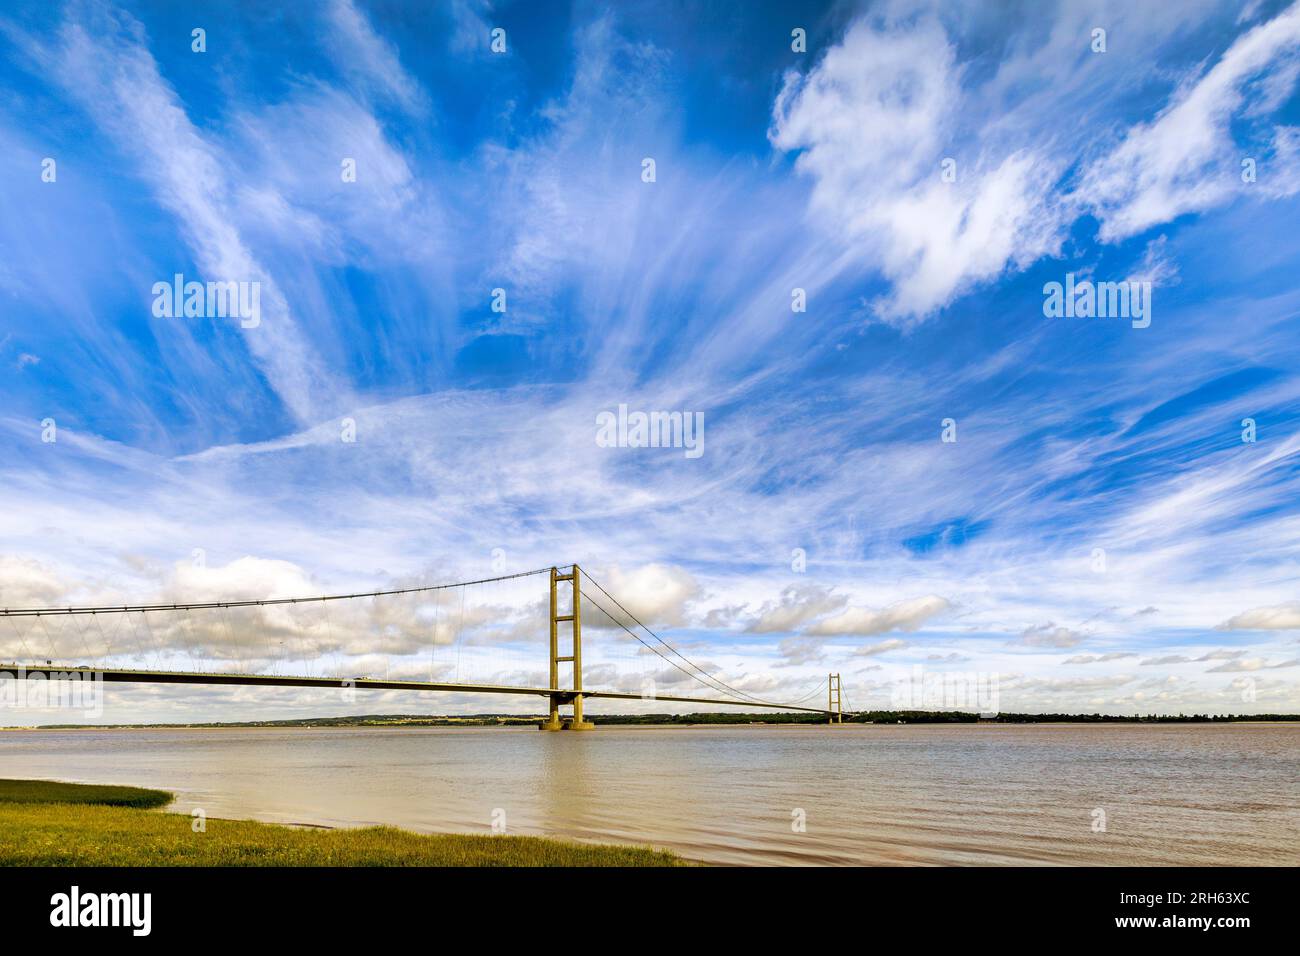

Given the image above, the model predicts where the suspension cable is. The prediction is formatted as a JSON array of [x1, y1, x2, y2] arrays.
[[0, 566, 559, 617], [581, 569, 800, 707], [785, 678, 830, 706], [582, 588, 828, 712], [581, 592, 768, 705]]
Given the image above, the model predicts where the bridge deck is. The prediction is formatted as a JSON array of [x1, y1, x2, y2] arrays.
[[5, 666, 832, 715]]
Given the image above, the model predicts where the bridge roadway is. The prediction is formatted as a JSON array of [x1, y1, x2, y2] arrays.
[[5, 665, 833, 715]]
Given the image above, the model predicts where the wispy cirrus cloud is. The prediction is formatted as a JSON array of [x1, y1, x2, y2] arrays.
[[323, 0, 427, 113], [1081, 2, 1300, 240]]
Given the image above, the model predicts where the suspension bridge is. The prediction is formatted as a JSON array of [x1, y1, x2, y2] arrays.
[[1, 565, 847, 728]]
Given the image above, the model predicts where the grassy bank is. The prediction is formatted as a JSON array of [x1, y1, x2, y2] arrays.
[[0, 779, 681, 866], [0, 778, 173, 808]]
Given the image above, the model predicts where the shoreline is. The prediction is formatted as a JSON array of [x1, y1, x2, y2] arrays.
[[0, 778, 683, 867]]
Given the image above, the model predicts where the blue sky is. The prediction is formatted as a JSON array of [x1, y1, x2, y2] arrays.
[[2, 0, 1300, 722]]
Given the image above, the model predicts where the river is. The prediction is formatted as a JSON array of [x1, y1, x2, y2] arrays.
[[1, 723, 1295, 865]]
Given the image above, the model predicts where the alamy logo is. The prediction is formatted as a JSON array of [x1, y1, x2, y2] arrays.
[[891, 665, 1000, 717], [0, 667, 103, 718], [1042, 273, 1151, 328], [50, 886, 151, 936], [152, 273, 261, 328], [596, 404, 704, 459]]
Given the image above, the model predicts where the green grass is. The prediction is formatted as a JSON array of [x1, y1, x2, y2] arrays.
[[0, 778, 173, 809], [0, 779, 681, 866]]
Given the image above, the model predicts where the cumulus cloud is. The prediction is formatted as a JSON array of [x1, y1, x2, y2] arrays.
[[746, 585, 847, 634], [589, 563, 700, 629], [1218, 601, 1300, 630], [0, 554, 538, 666], [702, 603, 747, 628], [1016, 623, 1084, 648], [775, 635, 828, 667], [807, 595, 951, 636], [0, 556, 68, 607]]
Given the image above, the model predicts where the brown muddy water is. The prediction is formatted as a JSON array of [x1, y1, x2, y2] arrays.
[[0, 723, 1295, 865]]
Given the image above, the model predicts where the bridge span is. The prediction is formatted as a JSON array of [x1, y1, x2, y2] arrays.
[[7, 665, 832, 716], [1, 564, 847, 727]]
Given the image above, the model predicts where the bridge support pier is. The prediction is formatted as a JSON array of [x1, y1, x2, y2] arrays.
[[539, 701, 563, 732], [829, 672, 843, 725], [540, 565, 595, 731]]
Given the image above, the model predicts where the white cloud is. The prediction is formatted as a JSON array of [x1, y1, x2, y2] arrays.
[[324, 0, 426, 112], [769, 16, 1066, 323], [771, 3, 1300, 322], [0, 556, 67, 607], [702, 603, 747, 628], [807, 595, 951, 636], [776, 636, 828, 666], [0, 552, 537, 666], [1081, 2, 1300, 240], [854, 638, 908, 658], [588, 563, 700, 629], [1017, 623, 1084, 648], [448, 0, 494, 54], [1125, 235, 1182, 288], [1064, 652, 1137, 664], [1218, 601, 1300, 630], [1207, 657, 1300, 673], [1141, 650, 1244, 665], [20, 2, 348, 424], [746, 585, 847, 634]]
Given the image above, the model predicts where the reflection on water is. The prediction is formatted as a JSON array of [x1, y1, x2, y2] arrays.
[[1, 723, 1296, 865]]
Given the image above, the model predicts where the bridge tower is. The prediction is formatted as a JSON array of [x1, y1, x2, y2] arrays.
[[828, 672, 843, 724], [539, 565, 595, 731]]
